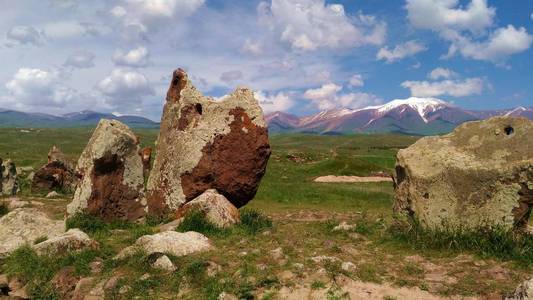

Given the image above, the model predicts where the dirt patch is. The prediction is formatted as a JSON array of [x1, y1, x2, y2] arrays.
[[314, 175, 393, 183]]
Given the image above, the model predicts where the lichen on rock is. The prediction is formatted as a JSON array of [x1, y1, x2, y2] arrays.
[[146, 68, 271, 215], [67, 119, 146, 221], [393, 116, 533, 231]]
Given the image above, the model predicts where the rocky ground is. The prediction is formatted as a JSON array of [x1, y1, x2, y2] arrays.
[[0, 195, 531, 299]]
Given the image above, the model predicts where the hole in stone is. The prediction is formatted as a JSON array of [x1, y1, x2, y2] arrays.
[[504, 126, 514, 135], [93, 154, 123, 176], [195, 103, 203, 115], [423, 192, 429, 199]]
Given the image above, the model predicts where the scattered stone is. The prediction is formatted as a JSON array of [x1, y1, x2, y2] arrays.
[[71, 277, 95, 300], [89, 259, 103, 274], [311, 256, 340, 264], [146, 68, 271, 215], [46, 191, 60, 198], [1, 159, 18, 196], [341, 261, 357, 272], [279, 270, 295, 281], [116, 231, 211, 259], [206, 261, 222, 277], [119, 285, 131, 295], [51, 266, 79, 300], [152, 255, 176, 272], [8, 284, 29, 299], [293, 263, 305, 270], [332, 221, 356, 231], [218, 292, 238, 300], [31, 146, 76, 194], [394, 116, 533, 230], [506, 277, 533, 300], [104, 275, 122, 291], [158, 219, 183, 232], [176, 189, 240, 228], [270, 247, 284, 260], [26, 171, 35, 181], [0, 208, 65, 257], [67, 119, 146, 222], [315, 175, 393, 183], [33, 228, 98, 256], [17, 166, 34, 174]]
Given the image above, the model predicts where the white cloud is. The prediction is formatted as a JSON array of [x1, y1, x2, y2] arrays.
[[304, 83, 381, 110], [349, 74, 364, 87], [377, 40, 426, 62], [112, 46, 151, 68], [96, 69, 154, 106], [428, 67, 457, 80], [242, 39, 263, 55], [220, 70, 243, 84], [64, 50, 95, 69], [444, 25, 533, 62], [255, 90, 295, 113], [303, 83, 342, 101], [401, 77, 484, 97], [261, 0, 386, 51], [5, 68, 75, 107], [6, 25, 44, 46], [406, 0, 496, 34], [406, 0, 532, 62]]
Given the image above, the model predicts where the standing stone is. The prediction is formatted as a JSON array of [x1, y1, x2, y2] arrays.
[[393, 116, 533, 230], [31, 146, 76, 194], [1, 159, 18, 196], [67, 119, 146, 221], [146, 68, 271, 215]]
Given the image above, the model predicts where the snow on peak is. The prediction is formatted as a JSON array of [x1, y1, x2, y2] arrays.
[[366, 97, 451, 123], [300, 108, 356, 125]]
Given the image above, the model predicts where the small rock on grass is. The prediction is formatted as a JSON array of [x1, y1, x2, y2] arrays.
[[506, 277, 533, 299], [341, 261, 357, 272], [152, 255, 176, 272], [333, 221, 356, 231], [46, 191, 60, 198], [33, 228, 98, 256], [270, 247, 284, 260]]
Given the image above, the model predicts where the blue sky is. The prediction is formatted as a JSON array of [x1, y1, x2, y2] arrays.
[[0, 0, 532, 120]]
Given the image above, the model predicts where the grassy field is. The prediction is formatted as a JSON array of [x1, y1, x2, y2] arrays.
[[0, 127, 531, 299]]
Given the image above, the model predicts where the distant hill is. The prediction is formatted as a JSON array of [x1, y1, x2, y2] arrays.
[[0, 109, 159, 128], [266, 97, 533, 135]]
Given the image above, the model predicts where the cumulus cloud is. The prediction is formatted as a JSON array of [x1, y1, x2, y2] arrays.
[[406, 0, 532, 62], [112, 46, 150, 68], [377, 40, 426, 62], [6, 25, 44, 46], [349, 74, 364, 87], [96, 69, 154, 106], [5, 68, 75, 107], [255, 90, 295, 113], [443, 25, 533, 62], [401, 77, 484, 97], [304, 83, 381, 110], [261, 0, 386, 51], [64, 50, 95, 69], [406, 0, 496, 34], [220, 70, 244, 84], [428, 67, 457, 80], [242, 39, 263, 55]]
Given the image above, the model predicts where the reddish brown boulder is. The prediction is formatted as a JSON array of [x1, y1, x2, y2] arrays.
[[67, 119, 146, 221], [31, 146, 76, 194], [146, 68, 270, 215]]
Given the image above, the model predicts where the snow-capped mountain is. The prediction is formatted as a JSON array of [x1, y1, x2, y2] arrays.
[[266, 97, 533, 135]]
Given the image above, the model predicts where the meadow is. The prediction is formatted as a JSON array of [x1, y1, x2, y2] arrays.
[[1, 127, 531, 299]]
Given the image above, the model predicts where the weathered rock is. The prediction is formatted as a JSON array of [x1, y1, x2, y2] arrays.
[[176, 189, 240, 228], [32, 146, 76, 194], [46, 191, 60, 198], [67, 119, 146, 222], [394, 117, 533, 230], [1, 197, 28, 210], [116, 231, 211, 259], [0, 208, 65, 257], [333, 221, 356, 231], [51, 266, 79, 300], [506, 277, 533, 300], [152, 255, 176, 272], [146, 68, 271, 215], [33, 229, 98, 256], [1, 159, 18, 196]]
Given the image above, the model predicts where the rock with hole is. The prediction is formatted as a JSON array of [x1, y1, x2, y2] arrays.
[[67, 119, 146, 221], [393, 116, 533, 231], [146, 68, 271, 215]]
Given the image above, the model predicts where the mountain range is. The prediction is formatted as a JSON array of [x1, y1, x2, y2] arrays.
[[1, 97, 532, 135], [266, 97, 533, 135], [0, 109, 159, 129]]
